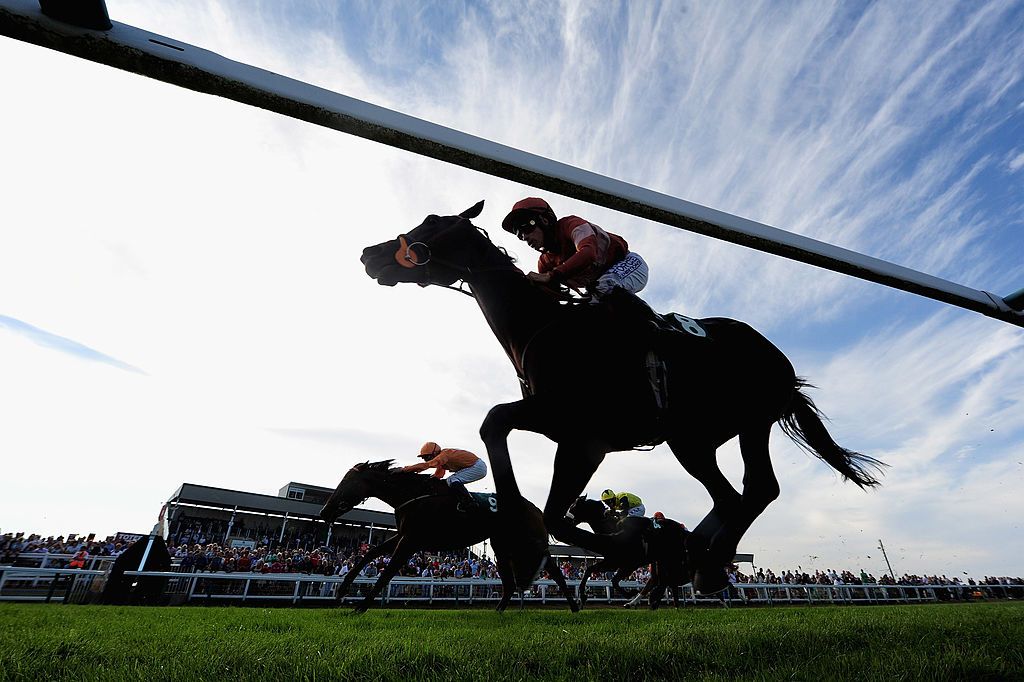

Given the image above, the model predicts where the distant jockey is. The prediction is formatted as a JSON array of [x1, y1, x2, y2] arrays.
[[600, 489, 646, 518]]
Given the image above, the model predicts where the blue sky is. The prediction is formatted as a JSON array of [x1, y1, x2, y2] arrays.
[[1, 0, 1022, 578]]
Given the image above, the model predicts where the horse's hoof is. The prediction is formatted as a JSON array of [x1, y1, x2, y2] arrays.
[[694, 568, 730, 596]]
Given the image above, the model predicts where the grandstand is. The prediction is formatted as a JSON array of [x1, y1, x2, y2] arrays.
[[164, 480, 603, 559], [165, 481, 396, 552]]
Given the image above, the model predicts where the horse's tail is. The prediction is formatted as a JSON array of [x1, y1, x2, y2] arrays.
[[778, 379, 887, 489]]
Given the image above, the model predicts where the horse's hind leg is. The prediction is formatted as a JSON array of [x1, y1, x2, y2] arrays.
[[495, 555, 515, 613], [706, 424, 779, 566], [675, 424, 779, 594]]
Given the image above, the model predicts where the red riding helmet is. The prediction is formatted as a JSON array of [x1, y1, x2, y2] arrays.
[[653, 511, 666, 521], [501, 197, 557, 235]]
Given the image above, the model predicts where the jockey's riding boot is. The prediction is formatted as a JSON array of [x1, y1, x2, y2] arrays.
[[449, 480, 472, 512]]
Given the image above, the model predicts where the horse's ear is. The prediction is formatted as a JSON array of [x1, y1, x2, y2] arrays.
[[459, 200, 484, 220]]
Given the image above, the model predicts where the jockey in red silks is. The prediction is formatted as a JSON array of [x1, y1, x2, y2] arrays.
[[501, 197, 680, 344]]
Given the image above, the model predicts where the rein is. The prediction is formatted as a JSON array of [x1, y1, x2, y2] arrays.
[[394, 492, 451, 514], [392, 221, 585, 392]]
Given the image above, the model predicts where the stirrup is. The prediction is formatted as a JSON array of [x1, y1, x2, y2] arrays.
[[644, 350, 669, 413]]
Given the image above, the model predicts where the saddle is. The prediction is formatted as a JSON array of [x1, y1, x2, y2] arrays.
[[645, 311, 717, 416]]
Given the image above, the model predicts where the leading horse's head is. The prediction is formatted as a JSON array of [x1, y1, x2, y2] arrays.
[[565, 494, 607, 526], [360, 201, 493, 288], [319, 460, 394, 524]]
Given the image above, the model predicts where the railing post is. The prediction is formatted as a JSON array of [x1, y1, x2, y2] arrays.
[[45, 572, 61, 603]]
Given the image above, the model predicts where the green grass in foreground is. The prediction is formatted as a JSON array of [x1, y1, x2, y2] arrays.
[[0, 602, 1022, 681]]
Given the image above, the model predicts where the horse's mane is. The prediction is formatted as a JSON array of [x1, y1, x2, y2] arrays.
[[356, 459, 437, 481], [358, 459, 395, 472], [465, 220, 518, 267]]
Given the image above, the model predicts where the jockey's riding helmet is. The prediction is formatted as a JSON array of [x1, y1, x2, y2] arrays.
[[419, 442, 442, 459], [501, 197, 557, 237], [653, 511, 665, 521], [600, 489, 617, 505]]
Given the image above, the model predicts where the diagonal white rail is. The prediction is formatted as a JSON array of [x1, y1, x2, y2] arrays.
[[2, 0, 1022, 327]]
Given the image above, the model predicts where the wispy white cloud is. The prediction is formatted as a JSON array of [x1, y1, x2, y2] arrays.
[[0, 315, 144, 374], [1008, 149, 1024, 172]]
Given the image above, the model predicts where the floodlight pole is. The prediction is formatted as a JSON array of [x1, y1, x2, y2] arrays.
[[878, 539, 897, 581], [1, 0, 1022, 327]]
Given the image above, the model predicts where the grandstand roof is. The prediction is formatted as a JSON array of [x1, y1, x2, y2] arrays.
[[166, 482, 396, 529]]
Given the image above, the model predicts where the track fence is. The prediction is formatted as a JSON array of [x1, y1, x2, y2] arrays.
[[3, 563, 1019, 607]]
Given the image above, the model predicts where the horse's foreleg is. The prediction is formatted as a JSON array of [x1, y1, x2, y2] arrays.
[[353, 539, 414, 614], [335, 535, 400, 603], [543, 554, 580, 613], [480, 398, 548, 503], [578, 559, 610, 606], [542, 441, 609, 552], [480, 399, 556, 590], [611, 567, 637, 600]]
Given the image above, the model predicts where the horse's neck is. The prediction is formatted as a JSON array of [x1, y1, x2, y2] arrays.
[[371, 472, 438, 509], [468, 268, 560, 372], [586, 505, 618, 534]]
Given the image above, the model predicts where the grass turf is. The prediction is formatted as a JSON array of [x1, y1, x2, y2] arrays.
[[1, 602, 1021, 680]]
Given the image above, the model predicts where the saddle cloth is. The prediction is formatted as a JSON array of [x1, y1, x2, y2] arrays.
[[468, 492, 499, 513]]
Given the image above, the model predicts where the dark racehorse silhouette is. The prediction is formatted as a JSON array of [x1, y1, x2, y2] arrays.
[[319, 460, 579, 613], [566, 496, 688, 608], [360, 202, 885, 595]]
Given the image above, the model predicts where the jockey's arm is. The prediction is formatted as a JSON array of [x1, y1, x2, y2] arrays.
[[431, 466, 446, 479], [401, 461, 431, 473], [550, 229, 600, 280]]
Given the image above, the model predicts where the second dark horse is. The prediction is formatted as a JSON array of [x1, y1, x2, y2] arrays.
[[320, 460, 579, 613], [567, 496, 689, 608]]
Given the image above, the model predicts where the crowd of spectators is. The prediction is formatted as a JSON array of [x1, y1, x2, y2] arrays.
[[1, 532, 130, 565], [4, 531, 1021, 590], [727, 564, 1023, 589], [170, 516, 324, 553]]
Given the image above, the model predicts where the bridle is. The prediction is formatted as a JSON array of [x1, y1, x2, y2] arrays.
[[393, 219, 517, 299], [388, 217, 587, 393], [395, 233, 476, 297]]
